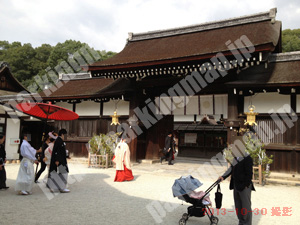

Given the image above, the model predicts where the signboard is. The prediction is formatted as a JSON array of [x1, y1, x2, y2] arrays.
[[184, 133, 197, 144], [10, 138, 20, 145]]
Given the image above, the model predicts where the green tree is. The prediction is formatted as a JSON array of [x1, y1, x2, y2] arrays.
[[0, 41, 10, 55], [98, 50, 116, 61], [46, 40, 117, 75], [1, 42, 36, 82], [282, 29, 300, 52], [0, 40, 117, 89], [47, 40, 88, 73], [34, 44, 53, 75]]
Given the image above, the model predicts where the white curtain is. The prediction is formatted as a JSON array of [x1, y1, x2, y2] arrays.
[[214, 94, 228, 118], [200, 95, 213, 115], [186, 96, 199, 115]]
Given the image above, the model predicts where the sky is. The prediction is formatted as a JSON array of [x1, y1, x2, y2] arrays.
[[1, 0, 300, 52]]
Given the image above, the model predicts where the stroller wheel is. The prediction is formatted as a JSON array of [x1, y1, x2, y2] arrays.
[[182, 213, 188, 220], [210, 216, 219, 225], [179, 218, 186, 225]]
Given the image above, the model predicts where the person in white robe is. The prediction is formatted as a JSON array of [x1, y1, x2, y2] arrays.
[[15, 134, 41, 195], [113, 140, 132, 170], [112, 139, 134, 182]]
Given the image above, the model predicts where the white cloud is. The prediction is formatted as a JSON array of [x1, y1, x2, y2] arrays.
[[0, 0, 299, 52]]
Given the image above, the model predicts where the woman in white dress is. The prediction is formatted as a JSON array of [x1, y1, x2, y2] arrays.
[[43, 132, 58, 180]]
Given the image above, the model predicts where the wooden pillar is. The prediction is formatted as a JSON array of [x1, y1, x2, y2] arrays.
[[237, 93, 244, 116], [284, 93, 297, 145], [100, 102, 103, 117], [128, 93, 141, 163], [144, 96, 157, 160], [4, 111, 7, 134], [145, 123, 157, 160], [228, 90, 238, 120], [226, 89, 241, 144], [291, 93, 297, 146]]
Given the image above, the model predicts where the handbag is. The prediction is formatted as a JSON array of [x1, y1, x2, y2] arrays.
[[215, 184, 223, 209]]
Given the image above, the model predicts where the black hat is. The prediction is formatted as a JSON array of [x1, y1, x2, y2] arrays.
[[58, 129, 67, 136]]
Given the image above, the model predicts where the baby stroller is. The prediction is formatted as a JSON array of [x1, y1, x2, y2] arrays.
[[172, 175, 221, 225]]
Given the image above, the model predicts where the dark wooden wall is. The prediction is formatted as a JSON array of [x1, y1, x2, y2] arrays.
[[267, 149, 300, 173], [256, 115, 300, 173], [20, 121, 45, 149], [177, 130, 227, 158], [120, 115, 174, 161], [53, 116, 129, 157], [144, 115, 174, 160]]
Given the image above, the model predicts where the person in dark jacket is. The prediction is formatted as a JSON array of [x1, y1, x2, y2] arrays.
[[0, 134, 8, 190], [47, 129, 70, 193], [160, 131, 174, 165], [219, 148, 255, 225]]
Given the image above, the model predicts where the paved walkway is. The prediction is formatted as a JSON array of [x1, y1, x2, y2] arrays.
[[0, 159, 299, 225]]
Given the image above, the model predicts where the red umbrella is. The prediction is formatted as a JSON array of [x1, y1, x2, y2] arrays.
[[16, 101, 78, 175], [16, 102, 79, 121]]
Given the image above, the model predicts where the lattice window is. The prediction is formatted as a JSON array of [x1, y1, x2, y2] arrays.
[[255, 118, 284, 144]]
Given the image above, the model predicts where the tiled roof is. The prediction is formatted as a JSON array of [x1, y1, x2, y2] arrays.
[[128, 8, 277, 41], [0, 65, 28, 93], [0, 89, 19, 96], [40, 77, 133, 101], [269, 51, 300, 62], [88, 8, 281, 72], [226, 53, 300, 86]]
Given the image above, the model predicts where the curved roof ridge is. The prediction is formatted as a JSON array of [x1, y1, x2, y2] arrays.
[[269, 51, 300, 62], [60, 72, 92, 81], [129, 8, 277, 42]]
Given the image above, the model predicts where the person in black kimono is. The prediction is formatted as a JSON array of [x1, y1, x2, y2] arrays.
[[0, 134, 8, 190], [160, 131, 174, 165], [47, 129, 70, 193]]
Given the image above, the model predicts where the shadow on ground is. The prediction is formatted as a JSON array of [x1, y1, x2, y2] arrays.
[[0, 163, 272, 225]]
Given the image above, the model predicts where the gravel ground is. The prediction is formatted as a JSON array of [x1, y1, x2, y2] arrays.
[[0, 160, 299, 225]]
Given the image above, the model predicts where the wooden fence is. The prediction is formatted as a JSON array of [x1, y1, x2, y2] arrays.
[[252, 165, 263, 185], [88, 153, 114, 168]]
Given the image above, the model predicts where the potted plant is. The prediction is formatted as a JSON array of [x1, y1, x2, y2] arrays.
[[88, 132, 120, 167], [244, 132, 273, 183]]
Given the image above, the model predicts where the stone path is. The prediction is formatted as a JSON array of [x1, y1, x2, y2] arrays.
[[0, 160, 299, 225]]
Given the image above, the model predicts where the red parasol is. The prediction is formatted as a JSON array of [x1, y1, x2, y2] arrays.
[[16, 101, 78, 175], [16, 102, 79, 121]]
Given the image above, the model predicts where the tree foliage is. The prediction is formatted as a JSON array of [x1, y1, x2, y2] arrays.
[[47, 40, 86, 70], [0, 40, 116, 89], [282, 29, 300, 52]]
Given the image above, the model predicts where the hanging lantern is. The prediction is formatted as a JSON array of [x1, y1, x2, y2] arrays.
[[244, 105, 258, 126], [111, 111, 120, 125]]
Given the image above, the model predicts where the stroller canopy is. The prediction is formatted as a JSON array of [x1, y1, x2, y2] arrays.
[[172, 175, 203, 197]]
